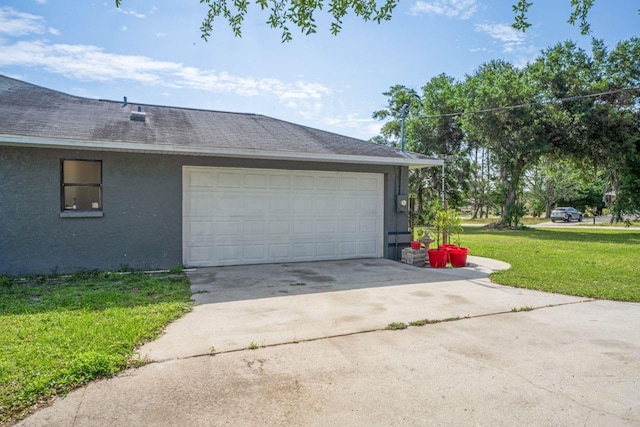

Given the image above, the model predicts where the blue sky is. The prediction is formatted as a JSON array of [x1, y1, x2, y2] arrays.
[[0, 0, 638, 140]]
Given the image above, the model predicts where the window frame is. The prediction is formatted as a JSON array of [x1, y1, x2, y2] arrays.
[[60, 159, 104, 218]]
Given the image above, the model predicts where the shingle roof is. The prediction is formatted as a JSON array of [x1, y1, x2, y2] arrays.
[[0, 74, 441, 167]]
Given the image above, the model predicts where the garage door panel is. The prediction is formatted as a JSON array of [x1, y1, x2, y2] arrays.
[[293, 197, 315, 215], [216, 221, 242, 236], [293, 220, 315, 234], [360, 197, 379, 214], [218, 172, 241, 187], [316, 220, 336, 234], [316, 242, 337, 257], [268, 220, 290, 235], [217, 245, 241, 262], [360, 177, 380, 191], [244, 220, 266, 235], [316, 196, 336, 215], [244, 196, 266, 214], [293, 243, 314, 258], [317, 176, 337, 190], [184, 167, 383, 267], [268, 196, 291, 214], [188, 221, 215, 238], [269, 244, 291, 260], [188, 171, 216, 187], [359, 241, 378, 256], [339, 176, 359, 190], [339, 241, 358, 257], [293, 174, 315, 190], [188, 246, 212, 264], [340, 219, 358, 233], [338, 197, 359, 214], [268, 174, 291, 189], [243, 244, 266, 261], [359, 219, 378, 233], [244, 173, 267, 188]]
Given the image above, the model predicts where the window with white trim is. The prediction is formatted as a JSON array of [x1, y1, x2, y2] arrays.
[[61, 160, 102, 212]]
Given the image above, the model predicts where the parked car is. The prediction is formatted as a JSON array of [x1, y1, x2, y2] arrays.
[[550, 207, 583, 222]]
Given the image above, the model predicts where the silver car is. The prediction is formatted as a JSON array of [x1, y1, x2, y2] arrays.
[[550, 207, 583, 222]]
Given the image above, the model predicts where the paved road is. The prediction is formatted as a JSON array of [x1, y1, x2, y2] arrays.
[[17, 258, 640, 427]]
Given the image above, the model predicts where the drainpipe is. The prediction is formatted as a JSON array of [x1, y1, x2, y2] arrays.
[[442, 162, 445, 209]]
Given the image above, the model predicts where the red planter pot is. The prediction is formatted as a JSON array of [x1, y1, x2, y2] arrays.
[[439, 244, 458, 251], [449, 247, 469, 267], [410, 241, 421, 250], [427, 249, 448, 268], [439, 244, 458, 264]]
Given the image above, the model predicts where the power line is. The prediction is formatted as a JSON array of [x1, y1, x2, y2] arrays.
[[415, 87, 640, 119]]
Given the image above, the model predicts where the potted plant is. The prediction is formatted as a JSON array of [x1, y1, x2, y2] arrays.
[[410, 229, 423, 250], [438, 209, 459, 252], [427, 211, 449, 268], [448, 213, 469, 267], [411, 228, 434, 250]]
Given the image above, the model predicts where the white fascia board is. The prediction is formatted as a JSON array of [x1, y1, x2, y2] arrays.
[[0, 134, 444, 168]]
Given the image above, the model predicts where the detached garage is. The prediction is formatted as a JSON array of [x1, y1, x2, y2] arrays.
[[0, 74, 442, 276]]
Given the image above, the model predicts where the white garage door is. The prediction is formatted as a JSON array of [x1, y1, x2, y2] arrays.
[[183, 166, 384, 267]]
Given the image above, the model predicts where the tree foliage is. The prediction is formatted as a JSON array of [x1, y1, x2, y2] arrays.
[[373, 37, 640, 224], [114, 0, 638, 42]]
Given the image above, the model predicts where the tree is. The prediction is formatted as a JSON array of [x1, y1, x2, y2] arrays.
[[372, 76, 470, 221], [533, 39, 640, 219], [115, 1, 639, 42], [462, 60, 550, 225]]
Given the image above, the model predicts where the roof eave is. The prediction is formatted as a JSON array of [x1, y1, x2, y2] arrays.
[[0, 134, 443, 168]]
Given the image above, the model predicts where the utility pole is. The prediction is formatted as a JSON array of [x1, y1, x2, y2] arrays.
[[399, 104, 409, 152]]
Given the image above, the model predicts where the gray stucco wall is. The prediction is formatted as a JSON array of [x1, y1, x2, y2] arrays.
[[0, 146, 410, 276]]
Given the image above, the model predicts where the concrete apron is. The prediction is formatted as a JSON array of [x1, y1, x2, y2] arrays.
[[137, 257, 589, 362]]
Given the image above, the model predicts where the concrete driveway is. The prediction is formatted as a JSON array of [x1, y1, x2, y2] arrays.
[[18, 257, 640, 426]]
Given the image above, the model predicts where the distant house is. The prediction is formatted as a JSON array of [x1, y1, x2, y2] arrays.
[[0, 75, 442, 276]]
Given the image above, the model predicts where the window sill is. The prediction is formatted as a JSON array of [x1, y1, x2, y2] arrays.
[[60, 211, 104, 218]]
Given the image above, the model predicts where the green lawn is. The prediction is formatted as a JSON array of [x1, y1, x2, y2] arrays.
[[458, 227, 640, 302], [0, 272, 192, 423]]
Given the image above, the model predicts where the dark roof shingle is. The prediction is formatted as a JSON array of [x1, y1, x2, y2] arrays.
[[0, 74, 439, 165]]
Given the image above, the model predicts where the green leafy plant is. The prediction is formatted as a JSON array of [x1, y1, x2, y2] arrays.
[[434, 209, 462, 246], [169, 265, 185, 274], [248, 342, 260, 350]]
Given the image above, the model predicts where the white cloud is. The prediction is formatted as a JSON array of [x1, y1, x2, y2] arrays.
[[0, 7, 340, 133], [48, 27, 60, 36], [475, 23, 525, 44], [116, 8, 146, 18], [410, 0, 477, 19], [155, 32, 167, 37], [0, 7, 47, 36], [0, 39, 333, 106]]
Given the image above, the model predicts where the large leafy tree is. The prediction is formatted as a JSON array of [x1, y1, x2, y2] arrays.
[[532, 39, 640, 219], [462, 60, 550, 225]]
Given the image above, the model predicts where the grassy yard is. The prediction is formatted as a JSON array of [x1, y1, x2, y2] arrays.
[[458, 227, 640, 302], [0, 272, 192, 423]]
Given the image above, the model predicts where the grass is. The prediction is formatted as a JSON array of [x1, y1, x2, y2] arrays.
[[0, 271, 192, 423], [456, 227, 640, 302], [385, 322, 408, 330]]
